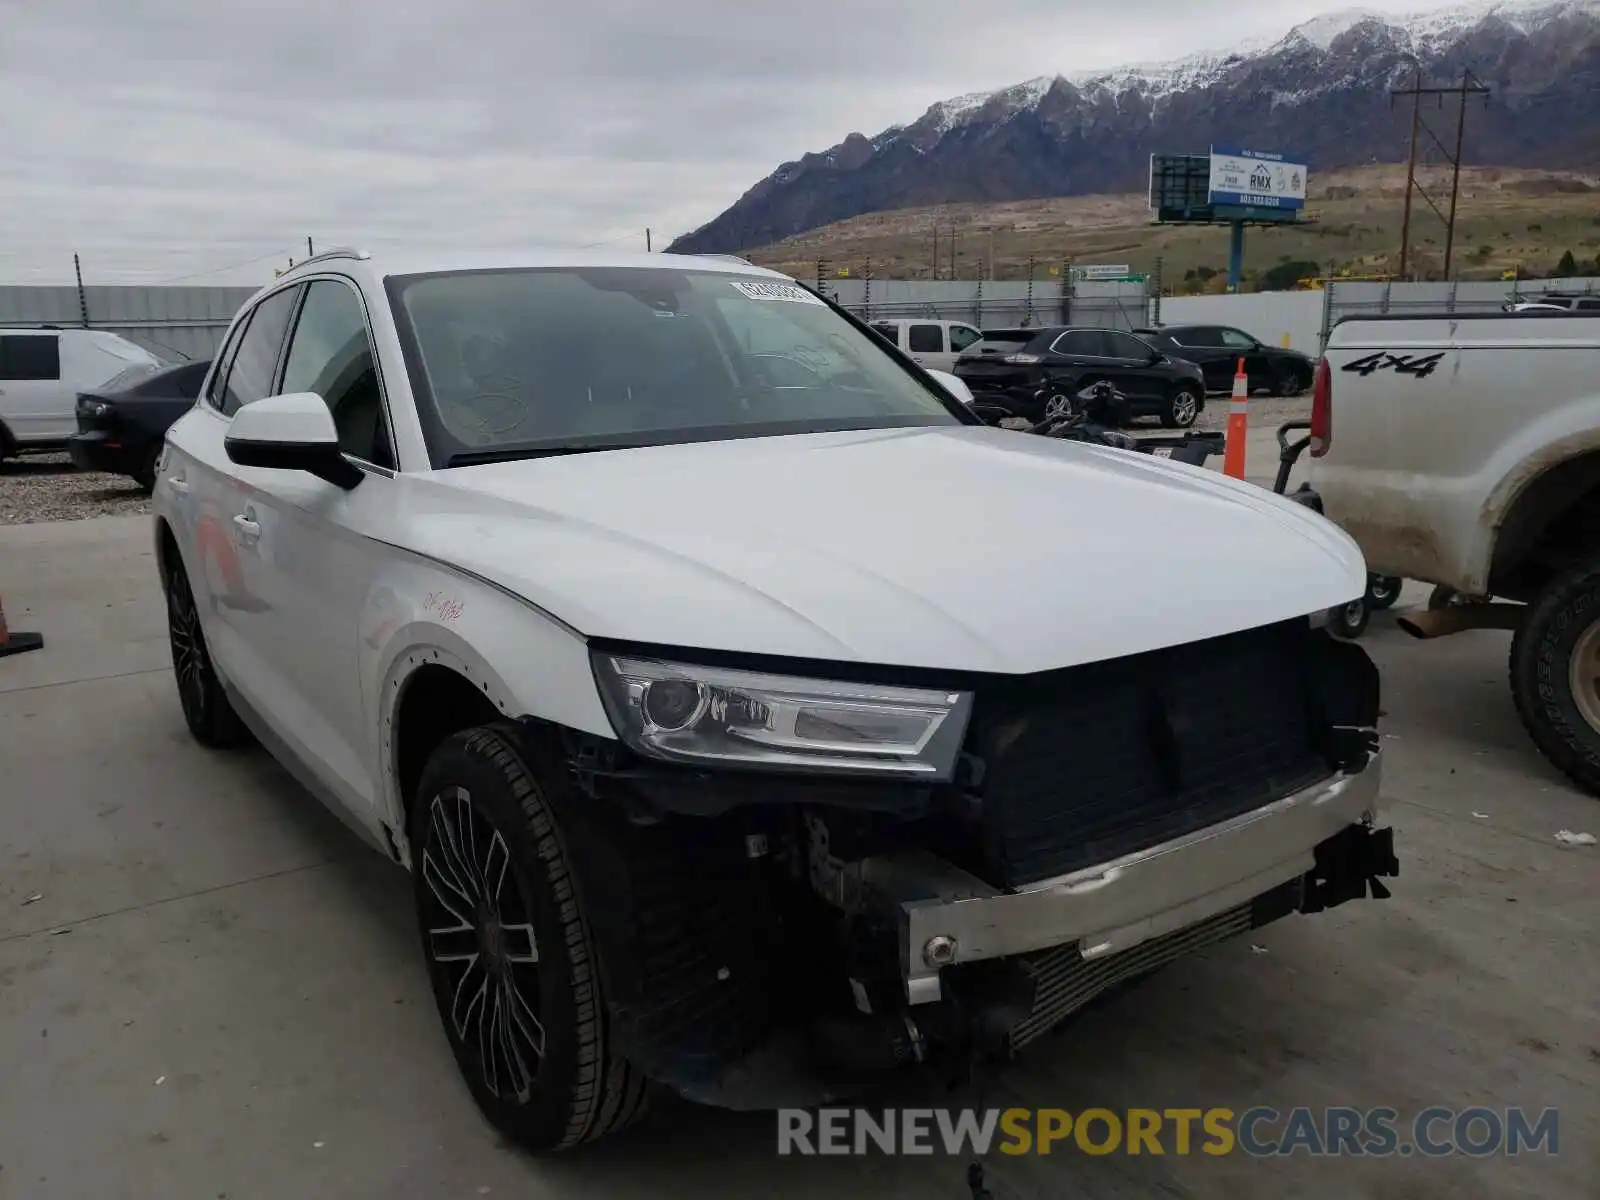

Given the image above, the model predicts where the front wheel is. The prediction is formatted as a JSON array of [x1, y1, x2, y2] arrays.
[[1162, 386, 1200, 429], [1510, 557, 1600, 797], [132, 446, 160, 494], [412, 726, 648, 1151]]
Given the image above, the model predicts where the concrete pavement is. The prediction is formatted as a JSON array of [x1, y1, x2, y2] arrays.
[[1, 515, 1596, 1199]]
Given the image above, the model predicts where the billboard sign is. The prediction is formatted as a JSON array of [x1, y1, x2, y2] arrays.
[[1208, 147, 1307, 211]]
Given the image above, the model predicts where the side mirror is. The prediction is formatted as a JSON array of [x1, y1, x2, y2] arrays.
[[927, 369, 975, 405], [224, 392, 363, 490]]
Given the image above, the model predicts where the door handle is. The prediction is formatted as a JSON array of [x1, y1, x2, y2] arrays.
[[167, 475, 189, 496], [232, 514, 261, 542]]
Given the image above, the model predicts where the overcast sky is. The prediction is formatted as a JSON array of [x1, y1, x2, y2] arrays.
[[2, 0, 1470, 285]]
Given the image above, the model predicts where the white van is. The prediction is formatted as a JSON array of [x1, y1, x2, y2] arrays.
[[0, 326, 166, 457], [869, 319, 983, 373]]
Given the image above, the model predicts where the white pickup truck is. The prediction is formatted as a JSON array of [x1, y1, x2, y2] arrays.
[[1308, 311, 1600, 796]]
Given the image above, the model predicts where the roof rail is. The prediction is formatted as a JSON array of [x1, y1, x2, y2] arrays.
[[696, 253, 754, 267], [291, 247, 371, 269]]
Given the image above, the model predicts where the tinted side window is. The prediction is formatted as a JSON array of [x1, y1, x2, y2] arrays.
[[1219, 328, 1257, 349], [280, 281, 390, 467], [0, 334, 61, 381], [1104, 331, 1153, 359], [950, 325, 981, 351], [205, 323, 246, 409], [869, 322, 898, 344], [221, 287, 301, 416], [908, 324, 944, 354], [1052, 331, 1106, 357]]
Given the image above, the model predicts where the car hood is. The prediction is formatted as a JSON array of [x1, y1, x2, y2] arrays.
[[404, 427, 1367, 674]]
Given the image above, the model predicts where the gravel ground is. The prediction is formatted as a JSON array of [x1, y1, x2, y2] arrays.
[[0, 453, 151, 525], [1192, 392, 1313, 434]]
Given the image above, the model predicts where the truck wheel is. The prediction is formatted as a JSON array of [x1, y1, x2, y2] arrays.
[[1328, 598, 1370, 640], [1366, 575, 1404, 611], [411, 725, 648, 1151], [1511, 559, 1600, 797]]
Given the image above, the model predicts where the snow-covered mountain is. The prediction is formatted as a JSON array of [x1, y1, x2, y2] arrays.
[[670, 0, 1600, 254]]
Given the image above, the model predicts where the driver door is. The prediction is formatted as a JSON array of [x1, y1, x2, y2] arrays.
[[231, 277, 399, 822]]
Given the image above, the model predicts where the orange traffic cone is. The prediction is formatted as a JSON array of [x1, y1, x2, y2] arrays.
[[1221, 358, 1250, 480], [0, 594, 44, 659]]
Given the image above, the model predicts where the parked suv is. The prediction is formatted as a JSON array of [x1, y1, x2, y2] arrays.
[[153, 248, 1391, 1152], [954, 326, 1207, 427], [1135, 324, 1315, 397], [868, 318, 983, 372], [0, 326, 166, 458]]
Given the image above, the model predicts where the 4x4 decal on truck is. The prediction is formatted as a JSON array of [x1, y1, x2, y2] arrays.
[[1342, 352, 1446, 379]]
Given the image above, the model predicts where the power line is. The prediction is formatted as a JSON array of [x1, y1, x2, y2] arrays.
[[145, 247, 297, 286]]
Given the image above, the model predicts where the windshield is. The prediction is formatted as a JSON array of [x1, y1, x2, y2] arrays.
[[386, 267, 968, 466]]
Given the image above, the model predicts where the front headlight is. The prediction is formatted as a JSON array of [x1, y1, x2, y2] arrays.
[[77, 398, 113, 418], [591, 654, 973, 780]]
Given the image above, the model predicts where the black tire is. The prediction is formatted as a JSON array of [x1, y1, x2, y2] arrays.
[[1161, 385, 1201, 429], [165, 554, 249, 748], [1270, 363, 1306, 398], [1366, 575, 1404, 611], [131, 447, 160, 494], [1328, 598, 1370, 641], [411, 725, 648, 1152], [1510, 557, 1600, 797]]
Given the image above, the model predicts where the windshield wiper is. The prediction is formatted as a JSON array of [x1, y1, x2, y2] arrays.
[[445, 441, 646, 467]]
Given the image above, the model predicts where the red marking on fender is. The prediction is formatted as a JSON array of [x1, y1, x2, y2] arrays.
[[422, 592, 464, 623]]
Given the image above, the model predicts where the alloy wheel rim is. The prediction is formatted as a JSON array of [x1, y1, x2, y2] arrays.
[[1173, 392, 1197, 423], [168, 577, 208, 718], [1567, 619, 1600, 734], [421, 786, 544, 1102]]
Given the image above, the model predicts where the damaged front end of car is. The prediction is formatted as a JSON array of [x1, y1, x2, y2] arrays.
[[529, 616, 1395, 1110]]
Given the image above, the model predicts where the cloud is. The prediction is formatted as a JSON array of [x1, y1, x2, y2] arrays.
[[1, 0, 1458, 284]]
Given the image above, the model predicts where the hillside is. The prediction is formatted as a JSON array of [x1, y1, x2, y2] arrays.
[[671, 0, 1600, 255], [742, 164, 1600, 285]]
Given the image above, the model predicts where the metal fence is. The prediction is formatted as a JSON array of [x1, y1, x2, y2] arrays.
[[3, 274, 1593, 365], [819, 278, 1156, 332], [0, 285, 256, 364]]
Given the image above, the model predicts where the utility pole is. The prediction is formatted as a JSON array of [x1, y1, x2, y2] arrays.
[[1391, 65, 1491, 280], [949, 228, 956, 281], [931, 225, 939, 280], [645, 228, 652, 252]]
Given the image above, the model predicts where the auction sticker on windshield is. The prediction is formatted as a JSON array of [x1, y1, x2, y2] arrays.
[[729, 280, 825, 305]]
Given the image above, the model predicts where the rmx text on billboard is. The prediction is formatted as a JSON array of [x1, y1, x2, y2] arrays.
[[1209, 146, 1307, 210]]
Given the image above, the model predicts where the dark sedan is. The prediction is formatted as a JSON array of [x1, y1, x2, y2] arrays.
[[67, 358, 210, 492], [1133, 324, 1315, 397], [953, 326, 1207, 427]]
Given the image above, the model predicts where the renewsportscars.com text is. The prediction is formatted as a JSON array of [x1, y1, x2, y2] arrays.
[[776, 1106, 1560, 1158]]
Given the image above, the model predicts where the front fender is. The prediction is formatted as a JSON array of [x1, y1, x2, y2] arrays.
[[357, 556, 612, 831]]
